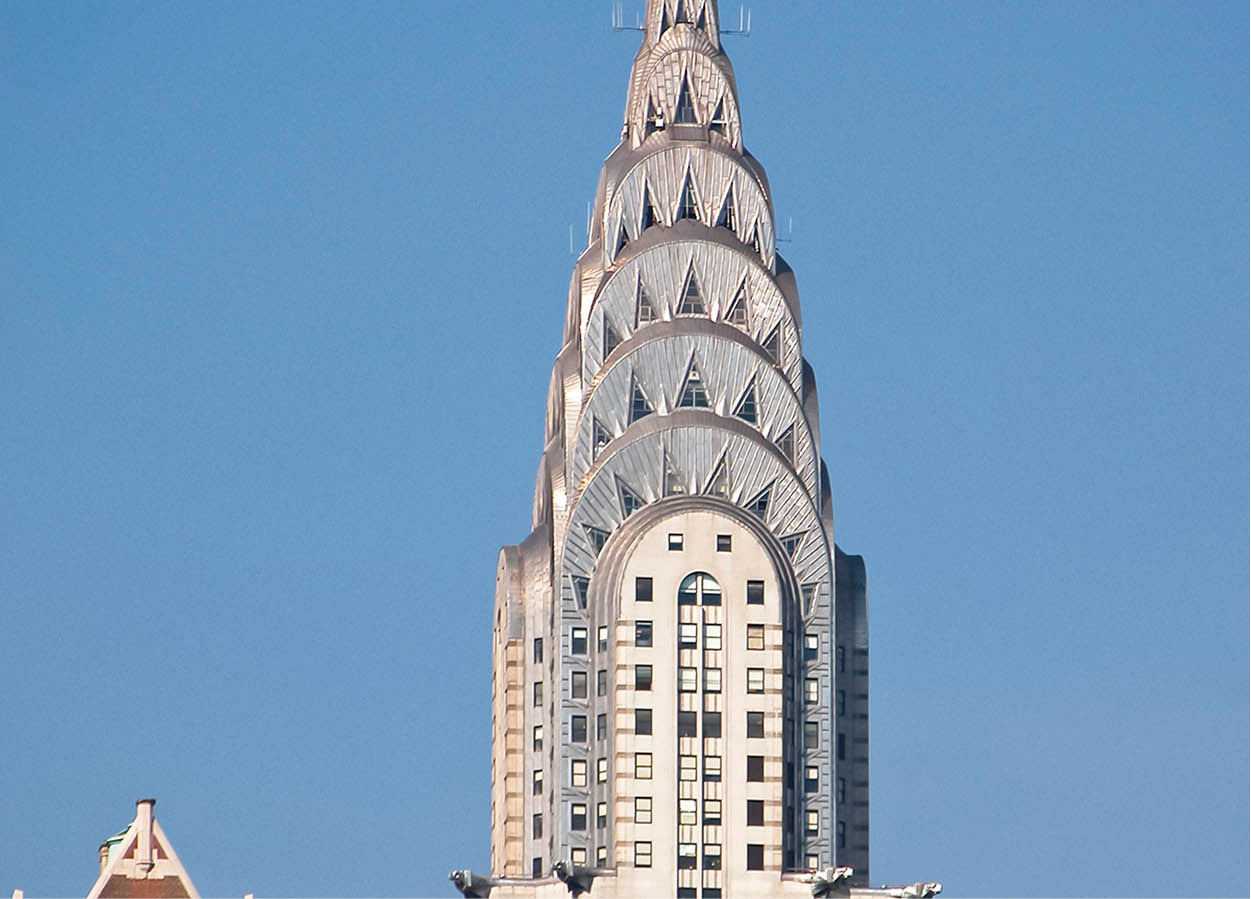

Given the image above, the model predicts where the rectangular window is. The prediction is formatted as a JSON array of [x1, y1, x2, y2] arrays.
[[597, 712, 607, 740], [597, 757, 608, 783], [533, 725, 543, 751], [635, 664, 653, 690], [806, 810, 819, 835], [635, 796, 653, 824], [837, 776, 846, 804], [746, 579, 765, 605], [597, 846, 607, 866], [635, 576, 653, 602], [716, 534, 732, 552], [635, 620, 653, 646], [704, 667, 722, 692], [837, 645, 846, 673], [703, 711, 721, 738], [571, 803, 587, 830], [704, 799, 722, 825], [807, 721, 820, 750], [679, 754, 698, 781], [571, 627, 587, 654], [597, 669, 608, 696], [533, 681, 543, 706], [533, 637, 543, 663], [807, 854, 819, 870], [804, 633, 819, 661], [837, 689, 846, 717], [747, 755, 765, 782], [635, 841, 652, 867], [597, 800, 608, 828], [532, 769, 543, 795], [678, 842, 698, 869], [679, 623, 698, 647], [571, 759, 587, 787], [532, 812, 543, 838], [679, 666, 698, 692], [746, 624, 765, 650], [598, 625, 608, 652], [678, 797, 697, 825], [747, 799, 764, 826], [747, 843, 765, 871], [533, 858, 543, 879], [668, 533, 684, 550], [635, 707, 653, 735], [678, 710, 697, 737], [837, 820, 846, 849], [703, 755, 722, 781], [571, 715, 587, 743], [571, 670, 588, 699], [635, 752, 652, 779], [703, 843, 722, 870], [837, 731, 845, 759], [747, 668, 765, 693], [704, 623, 722, 650], [805, 765, 819, 793], [746, 711, 765, 738], [805, 678, 819, 704], [571, 847, 586, 865]]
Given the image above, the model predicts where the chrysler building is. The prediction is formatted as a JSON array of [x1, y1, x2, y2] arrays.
[[454, 3, 935, 897]]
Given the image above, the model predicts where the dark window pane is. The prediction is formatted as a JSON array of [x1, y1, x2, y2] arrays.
[[533, 638, 543, 663], [747, 755, 764, 782], [678, 710, 697, 737], [703, 711, 721, 738], [597, 713, 607, 740], [806, 721, 819, 749], [532, 858, 543, 878], [636, 576, 653, 602], [635, 665, 653, 690], [571, 671, 587, 699], [747, 844, 764, 870], [837, 731, 845, 759], [746, 711, 765, 738], [571, 715, 587, 742], [636, 620, 653, 646], [635, 707, 653, 735], [716, 534, 732, 552], [597, 669, 608, 696], [747, 800, 764, 826], [746, 580, 765, 604], [571, 628, 587, 654]]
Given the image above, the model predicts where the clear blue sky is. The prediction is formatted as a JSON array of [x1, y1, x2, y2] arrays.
[[2, 2, 1246, 897]]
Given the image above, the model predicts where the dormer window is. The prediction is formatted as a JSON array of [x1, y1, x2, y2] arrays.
[[674, 78, 697, 125]]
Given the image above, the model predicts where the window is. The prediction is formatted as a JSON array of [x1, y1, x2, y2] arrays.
[[678, 571, 720, 605], [571, 847, 587, 865], [807, 721, 820, 750], [806, 854, 820, 871], [836, 731, 845, 758], [747, 799, 764, 826], [776, 424, 794, 462], [747, 843, 765, 870], [679, 623, 698, 648], [716, 533, 732, 551], [597, 757, 608, 783], [678, 842, 698, 869], [532, 857, 543, 879], [837, 777, 846, 804], [838, 689, 846, 717], [678, 797, 697, 825], [635, 796, 653, 823], [678, 889, 698, 899], [679, 667, 698, 692], [704, 755, 722, 781], [532, 812, 543, 838], [703, 843, 722, 870], [747, 668, 765, 693], [703, 711, 721, 738], [572, 715, 587, 742], [677, 361, 709, 404], [805, 678, 819, 704], [634, 841, 652, 867], [746, 711, 764, 738], [746, 579, 765, 605], [837, 820, 846, 849], [675, 79, 697, 124], [592, 417, 611, 459], [635, 620, 653, 646], [571, 627, 587, 654], [805, 633, 819, 661], [533, 637, 543, 663], [629, 379, 654, 422], [598, 626, 608, 652], [679, 710, 696, 736], [571, 671, 588, 699], [571, 803, 587, 830], [532, 769, 543, 795], [837, 645, 846, 673], [704, 623, 722, 650], [533, 725, 543, 751], [704, 799, 722, 825], [704, 667, 722, 693], [679, 754, 698, 781], [746, 624, 765, 650], [805, 766, 819, 792], [635, 752, 652, 779], [571, 759, 587, 787], [747, 755, 764, 781], [597, 669, 608, 697], [635, 664, 653, 690], [635, 576, 653, 602], [573, 576, 589, 609], [635, 707, 653, 735], [597, 712, 607, 740], [668, 533, 684, 550], [806, 810, 820, 835], [533, 681, 543, 706], [597, 800, 608, 828], [597, 846, 607, 866], [676, 172, 699, 221]]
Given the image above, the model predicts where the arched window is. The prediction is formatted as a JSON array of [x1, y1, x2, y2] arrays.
[[678, 572, 721, 606]]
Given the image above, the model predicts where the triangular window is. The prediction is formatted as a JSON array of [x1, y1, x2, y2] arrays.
[[663, 452, 687, 496], [603, 318, 622, 360], [746, 482, 773, 520], [676, 171, 699, 221], [660, 4, 670, 32], [640, 182, 659, 231], [801, 582, 817, 612], [617, 477, 644, 518], [733, 379, 758, 424], [715, 187, 736, 231], [762, 325, 781, 364], [750, 221, 763, 257], [709, 97, 728, 136], [674, 0, 687, 25], [705, 453, 730, 498], [677, 360, 710, 408], [614, 219, 629, 255], [629, 376, 654, 423], [585, 525, 610, 556], [572, 575, 590, 609], [636, 276, 657, 325], [781, 533, 804, 558], [592, 418, 612, 459], [776, 424, 795, 464], [677, 264, 705, 314], [725, 278, 749, 326], [696, 5, 708, 31]]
